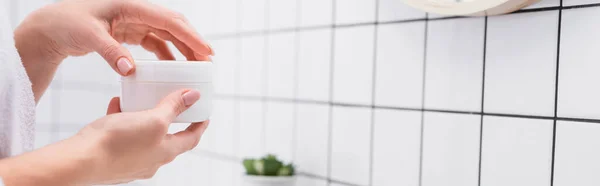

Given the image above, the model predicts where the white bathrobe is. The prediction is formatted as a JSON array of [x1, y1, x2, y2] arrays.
[[0, 3, 36, 158]]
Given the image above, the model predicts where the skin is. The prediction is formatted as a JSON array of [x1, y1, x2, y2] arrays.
[[14, 0, 214, 102], [1, 0, 215, 185]]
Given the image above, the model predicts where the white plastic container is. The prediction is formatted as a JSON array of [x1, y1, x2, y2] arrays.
[[242, 175, 296, 186], [120, 60, 213, 123]]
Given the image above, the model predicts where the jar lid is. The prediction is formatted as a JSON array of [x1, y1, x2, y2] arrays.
[[121, 60, 213, 83]]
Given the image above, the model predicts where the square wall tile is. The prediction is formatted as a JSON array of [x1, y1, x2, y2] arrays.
[[58, 89, 116, 126], [239, 35, 266, 97], [269, 0, 297, 30], [564, 0, 600, 6], [264, 101, 295, 162], [422, 112, 480, 186], [212, 39, 238, 95], [554, 121, 600, 186], [238, 100, 265, 158], [295, 103, 330, 177], [14, 0, 53, 24], [480, 116, 553, 186], [155, 153, 210, 186], [375, 22, 425, 108], [61, 53, 117, 85], [373, 109, 421, 186], [485, 11, 558, 116], [558, 7, 600, 119], [331, 106, 372, 185], [297, 28, 332, 102], [299, 0, 333, 27], [241, 0, 267, 31], [267, 32, 296, 99], [378, 0, 426, 22], [335, 0, 376, 25], [333, 25, 375, 105], [34, 131, 52, 149], [296, 176, 327, 186], [203, 99, 237, 156], [175, 0, 217, 35], [36, 89, 53, 125], [425, 18, 484, 112], [524, 0, 560, 9], [215, 0, 239, 34]]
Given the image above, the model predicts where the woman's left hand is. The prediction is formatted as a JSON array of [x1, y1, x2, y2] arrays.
[[14, 0, 214, 102]]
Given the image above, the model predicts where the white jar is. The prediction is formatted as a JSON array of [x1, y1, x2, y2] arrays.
[[120, 60, 213, 123], [242, 175, 296, 186]]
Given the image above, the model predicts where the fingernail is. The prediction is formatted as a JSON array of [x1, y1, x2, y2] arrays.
[[117, 57, 133, 75], [207, 44, 215, 55], [182, 90, 201, 106]]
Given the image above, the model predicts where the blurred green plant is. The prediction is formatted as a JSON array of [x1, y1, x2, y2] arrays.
[[243, 154, 295, 176]]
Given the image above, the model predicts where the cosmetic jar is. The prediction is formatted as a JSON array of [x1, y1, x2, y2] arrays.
[[120, 60, 213, 123]]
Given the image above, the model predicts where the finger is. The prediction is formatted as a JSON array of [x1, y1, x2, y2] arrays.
[[152, 89, 201, 123], [106, 97, 122, 115], [92, 31, 135, 76], [195, 55, 212, 62], [141, 33, 176, 60], [165, 120, 210, 154], [120, 1, 214, 56], [147, 27, 196, 61]]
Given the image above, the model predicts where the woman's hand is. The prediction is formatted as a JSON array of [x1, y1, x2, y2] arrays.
[[0, 89, 209, 186], [14, 0, 214, 102]]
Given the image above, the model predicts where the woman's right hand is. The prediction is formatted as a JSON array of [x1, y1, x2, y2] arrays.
[[0, 89, 209, 186]]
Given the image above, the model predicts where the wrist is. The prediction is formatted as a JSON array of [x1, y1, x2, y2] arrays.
[[14, 22, 66, 66], [0, 135, 101, 186]]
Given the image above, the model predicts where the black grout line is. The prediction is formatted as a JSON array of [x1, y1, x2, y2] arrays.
[[417, 13, 429, 186], [550, 1, 563, 185], [368, 0, 380, 185], [477, 16, 488, 186], [217, 94, 600, 123], [326, 0, 336, 185], [205, 3, 600, 41]]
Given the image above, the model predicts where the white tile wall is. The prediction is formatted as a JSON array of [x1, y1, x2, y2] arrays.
[[333, 25, 376, 105], [554, 121, 600, 186], [299, 0, 333, 27], [268, 0, 297, 30], [564, 0, 600, 6], [335, 0, 376, 25], [372, 109, 421, 186], [238, 100, 265, 158], [295, 103, 330, 177], [558, 7, 600, 119], [212, 39, 238, 95], [375, 22, 425, 108], [425, 18, 485, 112], [331, 106, 371, 185], [421, 112, 480, 186], [266, 32, 296, 99], [297, 28, 332, 102], [239, 35, 266, 97], [484, 11, 559, 116], [240, 0, 267, 31], [264, 101, 295, 162], [480, 116, 553, 186], [25, 0, 600, 186], [378, 0, 426, 22]]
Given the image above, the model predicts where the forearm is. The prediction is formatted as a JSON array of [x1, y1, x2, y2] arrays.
[[0, 136, 97, 186], [14, 17, 66, 103]]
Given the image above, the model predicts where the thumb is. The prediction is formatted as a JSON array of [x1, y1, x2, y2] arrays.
[[152, 89, 201, 123], [93, 32, 135, 76], [106, 97, 122, 115]]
